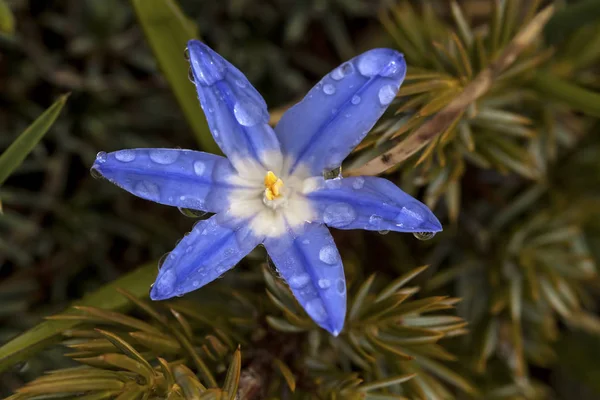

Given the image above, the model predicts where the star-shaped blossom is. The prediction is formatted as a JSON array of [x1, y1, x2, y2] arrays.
[[91, 40, 442, 336]]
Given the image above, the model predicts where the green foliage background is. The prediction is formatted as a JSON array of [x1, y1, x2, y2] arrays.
[[1, 0, 600, 399]]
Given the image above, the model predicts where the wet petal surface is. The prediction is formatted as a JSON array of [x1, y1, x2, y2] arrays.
[[264, 222, 346, 335], [275, 48, 406, 175], [92, 148, 248, 213], [187, 40, 282, 172], [151, 215, 263, 300], [307, 176, 442, 233]]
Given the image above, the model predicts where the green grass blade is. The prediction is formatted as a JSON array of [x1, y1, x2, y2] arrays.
[[130, 0, 220, 153], [0, 262, 156, 373], [0, 94, 69, 187], [0, 0, 15, 34]]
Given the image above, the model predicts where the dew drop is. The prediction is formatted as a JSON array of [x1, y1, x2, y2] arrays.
[[378, 85, 396, 106], [318, 279, 331, 289], [331, 67, 344, 80], [325, 178, 342, 190], [155, 269, 176, 296], [134, 181, 160, 201], [302, 239, 310, 245], [319, 245, 339, 265], [414, 232, 436, 241], [115, 149, 135, 162], [235, 79, 247, 88], [90, 166, 102, 179], [369, 214, 383, 227], [306, 299, 327, 322], [192, 280, 200, 288], [183, 47, 190, 60], [323, 203, 357, 227], [289, 273, 311, 289], [233, 100, 264, 126], [193, 160, 206, 176], [330, 63, 352, 80], [323, 83, 336, 95], [96, 151, 107, 163], [150, 149, 179, 165], [188, 67, 194, 82], [351, 95, 361, 105], [352, 177, 364, 189], [158, 252, 169, 270], [178, 207, 207, 218], [378, 230, 390, 235], [357, 52, 386, 77]]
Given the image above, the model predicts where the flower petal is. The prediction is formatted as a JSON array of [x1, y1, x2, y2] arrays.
[[150, 215, 263, 300], [275, 48, 406, 175], [264, 223, 346, 335], [187, 40, 282, 172], [307, 176, 442, 233], [92, 148, 249, 213]]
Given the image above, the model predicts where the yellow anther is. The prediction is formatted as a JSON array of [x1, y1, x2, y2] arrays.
[[264, 171, 284, 201]]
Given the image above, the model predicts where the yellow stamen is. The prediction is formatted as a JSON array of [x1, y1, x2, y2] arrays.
[[264, 171, 284, 201]]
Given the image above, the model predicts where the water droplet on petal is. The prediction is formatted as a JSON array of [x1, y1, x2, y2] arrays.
[[115, 149, 135, 162], [318, 279, 331, 289], [235, 79, 247, 88], [150, 149, 179, 165], [352, 177, 364, 189], [378, 230, 390, 235], [134, 181, 160, 201], [414, 232, 435, 240], [178, 207, 207, 218], [325, 178, 342, 190], [184, 47, 190, 60], [330, 67, 345, 80], [351, 95, 361, 105], [302, 239, 310, 245], [378, 85, 396, 106], [233, 100, 264, 126], [323, 83, 336, 95], [193, 160, 206, 176], [369, 214, 383, 227], [319, 245, 339, 265], [192, 280, 200, 288], [158, 252, 169, 270], [188, 67, 194, 82], [96, 151, 107, 163], [155, 269, 176, 296], [323, 203, 357, 227], [90, 166, 102, 179], [289, 273, 311, 289], [357, 52, 387, 77], [306, 298, 327, 322]]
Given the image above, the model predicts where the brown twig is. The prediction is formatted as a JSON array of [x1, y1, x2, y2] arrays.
[[346, 5, 555, 177]]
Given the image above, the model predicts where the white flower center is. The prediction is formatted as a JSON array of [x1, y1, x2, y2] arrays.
[[225, 154, 318, 237]]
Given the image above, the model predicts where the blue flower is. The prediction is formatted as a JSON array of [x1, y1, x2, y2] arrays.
[[91, 40, 442, 336]]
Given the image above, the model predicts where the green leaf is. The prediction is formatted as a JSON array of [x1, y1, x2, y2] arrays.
[[273, 358, 296, 392], [544, 0, 600, 44], [0, 0, 15, 34], [0, 262, 156, 373], [0, 94, 69, 187], [223, 347, 241, 399], [530, 70, 600, 118], [358, 373, 416, 392], [130, 0, 219, 153]]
